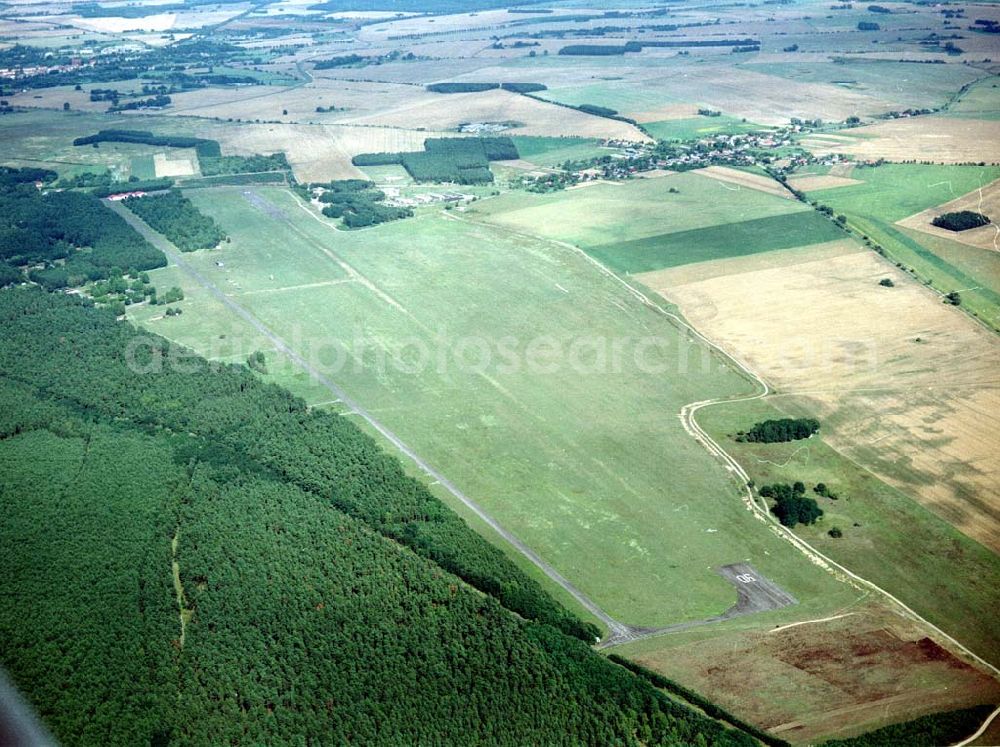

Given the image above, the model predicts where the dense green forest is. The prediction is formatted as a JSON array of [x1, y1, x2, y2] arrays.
[[353, 137, 518, 184], [0, 288, 763, 746], [736, 418, 820, 443], [820, 704, 992, 746], [123, 191, 227, 251], [0, 168, 166, 289]]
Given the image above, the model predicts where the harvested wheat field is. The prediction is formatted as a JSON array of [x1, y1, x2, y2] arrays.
[[337, 88, 651, 141], [787, 174, 864, 191], [209, 122, 449, 182], [695, 166, 794, 199], [646, 244, 1000, 551], [805, 117, 1000, 164], [897, 177, 1000, 252], [153, 152, 197, 178]]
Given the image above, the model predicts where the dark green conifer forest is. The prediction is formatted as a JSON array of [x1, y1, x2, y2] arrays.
[[0, 288, 762, 746]]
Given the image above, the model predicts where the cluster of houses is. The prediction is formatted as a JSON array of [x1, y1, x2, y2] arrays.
[[517, 125, 857, 191], [382, 187, 473, 208]]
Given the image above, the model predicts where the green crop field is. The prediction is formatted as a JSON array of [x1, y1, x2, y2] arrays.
[[589, 211, 847, 274], [806, 163, 1000, 222], [129, 185, 850, 628], [945, 76, 1000, 120], [129, 153, 156, 180], [509, 136, 610, 166], [643, 117, 767, 141], [471, 172, 809, 248], [806, 163, 1000, 330]]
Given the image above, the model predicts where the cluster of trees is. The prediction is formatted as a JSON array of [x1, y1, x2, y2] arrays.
[[315, 180, 412, 228], [858, 21, 881, 30], [108, 94, 171, 111], [123, 191, 227, 251], [0, 168, 166, 290], [558, 44, 634, 55], [353, 137, 519, 185], [577, 103, 620, 117], [736, 418, 820, 443], [0, 288, 596, 642], [313, 54, 368, 69], [198, 152, 290, 176], [931, 210, 991, 231], [760, 482, 824, 527]]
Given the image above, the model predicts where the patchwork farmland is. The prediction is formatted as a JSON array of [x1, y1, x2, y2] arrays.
[[2, 0, 1000, 743]]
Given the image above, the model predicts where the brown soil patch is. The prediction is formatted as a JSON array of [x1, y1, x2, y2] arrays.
[[695, 166, 794, 199], [628, 606, 1000, 744], [897, 177, 1000, 252]]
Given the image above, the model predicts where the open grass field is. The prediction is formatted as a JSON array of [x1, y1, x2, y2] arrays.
[[471, 171, 810, 249], [336, 88, 650, 141], [946, 76, 1000, 120], [127, 185, 852, 630], [740, 61, 982, 113], [508, 136, 610, 167], [807, 164, 1000, 222], [694, 166, 794, 199], [526, 57, 901, 125], [648, 243, 1000, 559]]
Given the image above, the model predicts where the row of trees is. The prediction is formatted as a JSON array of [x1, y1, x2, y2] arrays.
[[124, 191, 227, 251], [0, 287, 763, 746]]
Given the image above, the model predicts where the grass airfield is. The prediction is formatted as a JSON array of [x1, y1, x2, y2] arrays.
[[130, 186, 853, 627]]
